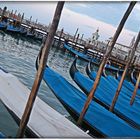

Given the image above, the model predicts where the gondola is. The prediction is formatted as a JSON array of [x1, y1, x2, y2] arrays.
[[64, 43, 100, 64], [6, 24, 22, 33], [20, 27, 27, 35], [85, 60, 106, 77], [26, 31, 35, 38], [116, 70, 140, 95], [34, 33, 43, 42], [36, 53, 140, 138], [131, 69, 140, 88], [0, 21, 7, 30], [69, 58, 140, 130], [0, 67, 89, 138], [64, 43, 124, 73], [86, 60, 135, 94]]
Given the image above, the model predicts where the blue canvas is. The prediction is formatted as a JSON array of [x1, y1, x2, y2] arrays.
[[43, 66, 140, 138]]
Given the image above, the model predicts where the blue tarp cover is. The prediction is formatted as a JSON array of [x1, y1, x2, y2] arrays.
[[74, 69, 140, 129], [64, 44, 99, 63], [6, 25, 21, 32], [105, 64, 123, 72], [0, 132, 5, 138], [113, 75, 140, 96], [131, 76, 140, 88], [43, 66, 140, 138]]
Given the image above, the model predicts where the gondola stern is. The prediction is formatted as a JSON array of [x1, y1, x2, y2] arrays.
[[69, 57, 78, 80]]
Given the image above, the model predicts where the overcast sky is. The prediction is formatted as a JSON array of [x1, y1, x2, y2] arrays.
[[1, 1, 140, 46]]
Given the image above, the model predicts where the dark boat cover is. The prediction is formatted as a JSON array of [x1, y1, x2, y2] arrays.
[[71, 63, 140, 130], [131, 72, 140, 88], [6, 25, 21, 32], [64, 44, 99, 64], [116, 74, 140, 96], [88, 68, 140, 97], [43, 66, 140, 138], [105, 64, 123, 72], [0, 21, 7, 29], [0, 132, 5, 138], [64, 44, 124, 72]]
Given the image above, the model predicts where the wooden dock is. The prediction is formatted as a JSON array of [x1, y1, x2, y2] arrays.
[[0, 68, 91, 138]]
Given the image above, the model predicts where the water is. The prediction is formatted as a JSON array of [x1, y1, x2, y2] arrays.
[[0, 30, 89, 137]]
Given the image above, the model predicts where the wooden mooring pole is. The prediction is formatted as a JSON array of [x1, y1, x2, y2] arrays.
[[74, 33, 80, 48], [72, 28, 79, 46], [109, 31, 140, 112], [16, 1, 65, 138], [80, 34, 84, 44], [77, 1, 136, 125], [58, 28, 64, 47], [2, 6, 7, 17], [130, 72, 140, 105]]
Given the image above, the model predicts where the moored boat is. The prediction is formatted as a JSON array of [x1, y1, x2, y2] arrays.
[[116, 70, 140, 94], [6, 24, 21, 33], [0, 67, 90, 138], [131, 69, 140, 88], [70, 58, 140, 130], [36, 53, 140, 138], [0, 21, 7, 30]]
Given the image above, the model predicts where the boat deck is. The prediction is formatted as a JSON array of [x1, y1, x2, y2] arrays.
[[0, 68, 90, 138]]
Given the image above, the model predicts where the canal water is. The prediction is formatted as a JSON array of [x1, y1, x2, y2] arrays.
[[0, 30, 90, 137]]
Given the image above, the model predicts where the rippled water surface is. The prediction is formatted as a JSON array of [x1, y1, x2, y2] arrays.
[[0, 30, 89, 137]]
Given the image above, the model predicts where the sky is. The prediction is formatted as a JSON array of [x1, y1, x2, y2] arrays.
[[1, 1, 140, 46]]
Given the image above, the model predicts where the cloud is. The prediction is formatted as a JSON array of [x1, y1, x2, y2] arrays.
[[135, 3, 140, 11], [1, 2, 138, 46], [76, 3, 87, 8], [60, 7, 137, 46]]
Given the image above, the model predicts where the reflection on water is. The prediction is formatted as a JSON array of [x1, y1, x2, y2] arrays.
[[0, 31, 88, 137]]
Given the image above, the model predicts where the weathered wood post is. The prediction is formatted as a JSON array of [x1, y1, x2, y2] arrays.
[[130, 72, 140, 105], [77, 1, 136, 125], [29, 16, 32, 25], [58, 28, 64, 47], [2, 6, 7, 17], [132, 55, 137, 65], [109, 31, 140, 112], [16, 1, 65, 137], [80, 34, 84, 44], [72, 28, 79, 46], [14, 10, 17, 19], [21, 13, 24, 22], [74, 33, 80, 49]]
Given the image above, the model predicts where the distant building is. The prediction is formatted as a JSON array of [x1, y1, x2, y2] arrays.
[[91, 28, 100, 45], [105, 37, 140, 64]]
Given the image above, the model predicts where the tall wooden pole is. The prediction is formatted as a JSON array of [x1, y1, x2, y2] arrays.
[[72, 28, 79, 45], [80, 34, 84, 44], [77, 1, 136, 125], [109, 31, 140, 112], [2, 6, 7, 17], [74, 33, 80, 48], [16, 1, 65, 138], [130, 72, 140, 105], [58, 28, 64, 47]]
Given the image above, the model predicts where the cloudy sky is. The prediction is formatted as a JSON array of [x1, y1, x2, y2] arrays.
[[1, 1, 140, 46]]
